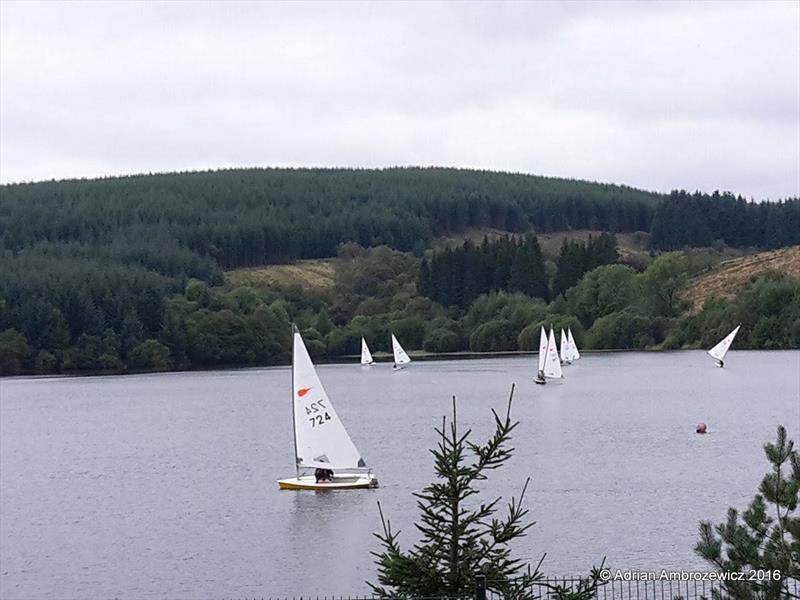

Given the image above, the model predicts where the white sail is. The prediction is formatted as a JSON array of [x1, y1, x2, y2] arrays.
[[360, 338, 374, 365], [392, 334, 411, 367], [567, 328, 581, 361], [292, 328, 365, 470], [544, 327, 564, 379], [560, 328, 569, 363], [708, 325, 741, 362], [537, 326, 548, 373]]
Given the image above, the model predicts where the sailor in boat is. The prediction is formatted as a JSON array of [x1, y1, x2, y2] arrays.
[[315, 468, 333, 483], [534, 369, 546, 385], [714, 359, 724, 369]]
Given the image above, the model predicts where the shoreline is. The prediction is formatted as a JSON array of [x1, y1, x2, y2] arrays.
[[2, 347, 798, 381]]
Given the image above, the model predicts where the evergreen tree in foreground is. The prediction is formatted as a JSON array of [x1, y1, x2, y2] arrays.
[[370, 385, 605, 599], [695, 425, 800, 600]]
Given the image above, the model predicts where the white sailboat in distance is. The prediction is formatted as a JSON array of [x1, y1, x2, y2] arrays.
[[707, 325, 741, 368], [559, 328, 571, 365], [535, 327, 563, 384], [544, 327, 564, 381], [567, 328, 581, 361], [278, 325, 378, 490], [534, 326, 548, 384], [360, 338, 374, 366], [391, 334, 411, 369]]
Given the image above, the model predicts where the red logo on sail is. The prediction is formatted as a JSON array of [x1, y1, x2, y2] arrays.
[[297, 387, 313, 397]]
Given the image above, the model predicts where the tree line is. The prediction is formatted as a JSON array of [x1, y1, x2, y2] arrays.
[[651, 190, 800, 250], [417, 233, 619, 308], [2, 241, 797, 375], [418, 235, 550, 307]]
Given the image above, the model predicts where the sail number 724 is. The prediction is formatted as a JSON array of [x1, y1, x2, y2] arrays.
[[305, 399, 332, 427]]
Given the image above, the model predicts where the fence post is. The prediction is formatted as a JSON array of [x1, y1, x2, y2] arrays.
[[475, 574, 486, 600]]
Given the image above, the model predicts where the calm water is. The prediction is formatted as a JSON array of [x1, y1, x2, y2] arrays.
[[1, 351, 798, 599]]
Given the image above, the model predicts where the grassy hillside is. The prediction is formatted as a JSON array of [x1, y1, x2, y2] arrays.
[[225, 259, 336, 292], [684, 246, 800, 313]]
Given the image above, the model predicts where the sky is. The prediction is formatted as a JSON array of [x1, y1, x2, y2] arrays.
[[1, 1, 798, 199]]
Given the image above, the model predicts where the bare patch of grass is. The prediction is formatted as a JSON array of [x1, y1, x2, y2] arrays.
[[225, 259, 336, 291], [684, 245, 800, 313]]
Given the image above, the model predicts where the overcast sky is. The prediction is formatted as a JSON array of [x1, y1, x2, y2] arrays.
[[1, 1, 798, 199]]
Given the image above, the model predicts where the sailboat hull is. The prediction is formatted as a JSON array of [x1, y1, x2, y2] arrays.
[[277, 472, 379, 490]]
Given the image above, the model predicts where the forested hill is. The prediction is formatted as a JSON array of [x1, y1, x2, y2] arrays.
[[1, 167, 799, 375], [2, 167, 659, 268]]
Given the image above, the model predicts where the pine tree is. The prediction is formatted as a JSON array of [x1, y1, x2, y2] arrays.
[[508, 236, 549, 301], [370, 385, 606, 599], [526, 236, 550, 301], [418, 258, 431, 297], [314, 309, 334, 336], [553, 240, 586, 297], [508, 246, 529, 295], [695, 425, 800, 599]]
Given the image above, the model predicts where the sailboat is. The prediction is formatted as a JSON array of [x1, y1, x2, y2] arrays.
[[544, 327, 564, 381], [707, 325, 741, 368], [278, 325, 378, 490], [534, 326, 548, 384], [391, 334, 411, 369], [360, 337, 374, 366], [559, 328, 571, 365], [567, 328, 581, 361]]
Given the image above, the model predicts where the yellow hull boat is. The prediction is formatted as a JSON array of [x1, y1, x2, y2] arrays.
[[277, 473, 378, 490]]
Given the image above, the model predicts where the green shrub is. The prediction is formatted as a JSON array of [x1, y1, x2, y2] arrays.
[[423, 328, 462, 353], [469, 319, 517, 352], [389, 317, 425, 350], [0, 329, 30, 375], [128, 339, 172, 370]]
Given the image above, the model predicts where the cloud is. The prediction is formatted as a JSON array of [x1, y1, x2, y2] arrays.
[[1, 0, 798, 199]]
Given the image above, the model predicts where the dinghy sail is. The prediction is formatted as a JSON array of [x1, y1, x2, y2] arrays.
[[544, 327, 564, 380], [707, 325, 741, 368], [560, 328, 571, 365], [360, 338, 374, 366], [278, 325, 377, 490], [534, 326, 548, 384], [391, 334, 411, 369], [567, 328, 581, 361]]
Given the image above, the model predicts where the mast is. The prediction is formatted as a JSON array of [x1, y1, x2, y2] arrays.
[[291, 323, 300, 479]]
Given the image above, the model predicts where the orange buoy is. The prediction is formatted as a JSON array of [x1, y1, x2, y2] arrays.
[[696, 422, 708, 434]]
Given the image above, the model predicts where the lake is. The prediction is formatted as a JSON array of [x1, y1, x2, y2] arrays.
[[1, 351, 798, 599]]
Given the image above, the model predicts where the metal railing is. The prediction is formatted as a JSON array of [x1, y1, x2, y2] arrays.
[[260, 575, 799, 600], [483, 574, 800, 600]]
